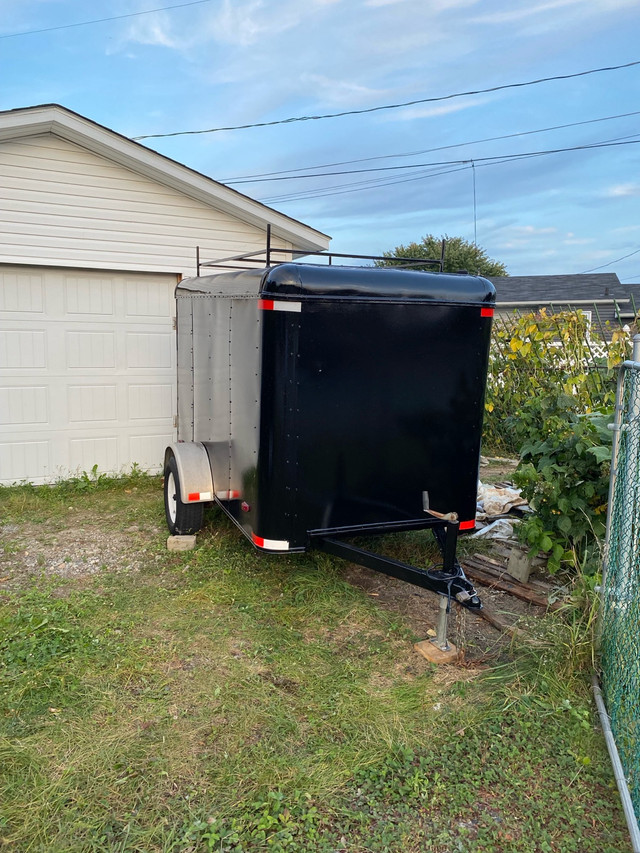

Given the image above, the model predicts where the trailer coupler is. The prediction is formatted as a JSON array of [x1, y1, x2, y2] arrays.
[[424, 567, 482, 610], [314, 537, 482, 611]]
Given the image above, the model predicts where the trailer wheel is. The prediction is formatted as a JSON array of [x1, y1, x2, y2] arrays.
[[164, 454, 204, 535]]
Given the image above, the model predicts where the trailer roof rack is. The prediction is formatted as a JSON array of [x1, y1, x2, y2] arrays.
[[196, 226, 445, 276]]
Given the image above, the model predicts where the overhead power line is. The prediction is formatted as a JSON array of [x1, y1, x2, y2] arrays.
[[224, 137, 640, 185], [257, 137, 640, 204], [580, 247, 640, 273], [261, 165, 470, 205], [133, 58, 640, 139], [221, 109, 640, 182], [0, 0, 214, 40]]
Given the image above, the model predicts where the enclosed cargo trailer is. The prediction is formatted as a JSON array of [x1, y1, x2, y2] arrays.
[[164, 259, 495, 611]]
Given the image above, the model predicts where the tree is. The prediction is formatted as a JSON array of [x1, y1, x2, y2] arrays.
[[377, 234, 508, 277]]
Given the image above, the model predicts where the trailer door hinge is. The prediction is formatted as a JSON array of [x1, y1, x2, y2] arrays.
[[173, 414, 178, 428], [172, 316, 177, 331]]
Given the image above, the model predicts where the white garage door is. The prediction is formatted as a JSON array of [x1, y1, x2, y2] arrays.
[[0, 265, 177, 484]]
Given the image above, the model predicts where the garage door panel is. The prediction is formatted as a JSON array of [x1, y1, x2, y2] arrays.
[[128, 383, 172, 419], [0, 265, 176, 484], [65, 275, 115, 315], [0, 271, 44, 313], [126, 278, 172, 317], [0, 439, 51, 482], [68, 385, 118, 422], [0, 386, 48, 425], [69, 436, 119, 473], [126, 331, 172, 369], [129, 433, 174, 470], [66, 330, 116, 369], [0, 329, 47, 369]]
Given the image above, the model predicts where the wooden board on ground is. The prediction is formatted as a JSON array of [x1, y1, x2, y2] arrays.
[[462, 554, 564, 611], [414, 639, 461, 664]]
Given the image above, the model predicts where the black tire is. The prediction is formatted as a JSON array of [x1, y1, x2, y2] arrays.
[[164, 454, 204, 535]]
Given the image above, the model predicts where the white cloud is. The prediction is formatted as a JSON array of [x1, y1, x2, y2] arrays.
[[122, 0, 342, 51], [124, 15, 179, 49], [300, 74, 391, 107], [579, 250, 616, 262], [470, 0, 582, 25], [383, 96, 488, 121], [366, 0, 477, 6], [607, 183, 640, 198], [511, 225, 558, 235]]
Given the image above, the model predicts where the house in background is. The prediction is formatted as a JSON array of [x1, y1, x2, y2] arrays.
[[488, 273, 640, 335], [0, 104, 330, 485]]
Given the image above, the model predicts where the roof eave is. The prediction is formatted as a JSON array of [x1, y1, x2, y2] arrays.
[[0, 104, 331, 253]]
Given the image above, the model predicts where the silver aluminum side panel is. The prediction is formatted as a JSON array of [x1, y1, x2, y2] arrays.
[[228, 298, 261, 499], [177, 292, 261, 497], [176, 296, 194, 441]]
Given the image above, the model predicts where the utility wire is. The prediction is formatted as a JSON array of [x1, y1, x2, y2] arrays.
[[0, 0, 214, 40], [262, 165, 467, 204], [580, 247, 640, 273], [221, 109, 640, 181], [133, 58, 640, 139], [225, 137, 640, 185], [257, 137, 640, 204]]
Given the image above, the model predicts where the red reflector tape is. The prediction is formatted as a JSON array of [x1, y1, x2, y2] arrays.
[[258, 298, 274, 311], [459, 519, 476, 531], [481, 307, 494, 318], [188, 491, 212, 502], [188, 492, 199, 501]]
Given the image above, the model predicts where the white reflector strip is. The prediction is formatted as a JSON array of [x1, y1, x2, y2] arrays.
[[216, 490, 241, 500], [259, 299, 302, 313], [273, 301, 301, 313], [251, 533, 290, 550]]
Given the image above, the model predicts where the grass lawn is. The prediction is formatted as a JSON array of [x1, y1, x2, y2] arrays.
[[0, 475, 629, 852]]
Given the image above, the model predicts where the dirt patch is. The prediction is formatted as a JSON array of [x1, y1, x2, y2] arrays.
[[480, 456, 519, 485], [0, 521, 148, 591], [341, 561, 540, 662]]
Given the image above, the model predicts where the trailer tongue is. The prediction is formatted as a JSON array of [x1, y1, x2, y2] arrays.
[[315, 531, 481, 611]]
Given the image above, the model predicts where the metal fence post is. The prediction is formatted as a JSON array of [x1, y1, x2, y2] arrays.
[[616, 338, 640, 586], [599, 341, 640, 843]]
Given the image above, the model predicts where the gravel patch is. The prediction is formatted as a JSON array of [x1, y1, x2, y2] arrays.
[[0, 522, 152, 590]]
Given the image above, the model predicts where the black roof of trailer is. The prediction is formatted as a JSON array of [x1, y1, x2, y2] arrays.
[[177, 263, 496, 304]]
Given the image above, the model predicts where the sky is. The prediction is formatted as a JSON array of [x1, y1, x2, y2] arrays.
[[1, 0, 640, 279]]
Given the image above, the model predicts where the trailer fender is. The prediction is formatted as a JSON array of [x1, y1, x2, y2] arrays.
[[164, 443, 214, 504]]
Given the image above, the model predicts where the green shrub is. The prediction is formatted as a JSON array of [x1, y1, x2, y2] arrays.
[[483, 309, 632, 574], [510, 391, 613, 574], [483, 309, 628, 455]]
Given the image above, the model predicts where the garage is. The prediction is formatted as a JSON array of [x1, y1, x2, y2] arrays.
[[0, 265, 177, 484], [0, 105, 329, 484]]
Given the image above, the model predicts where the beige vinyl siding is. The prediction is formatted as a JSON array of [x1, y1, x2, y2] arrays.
[[0, 134, 291, 276]]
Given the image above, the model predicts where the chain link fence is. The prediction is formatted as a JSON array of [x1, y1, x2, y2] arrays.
[[599, 351, 640, 849]]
